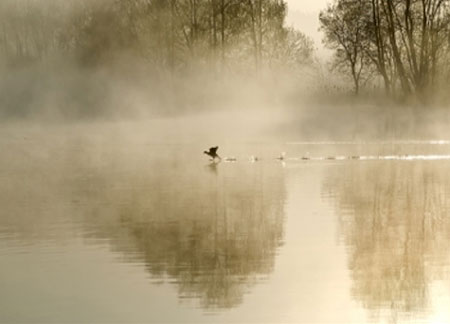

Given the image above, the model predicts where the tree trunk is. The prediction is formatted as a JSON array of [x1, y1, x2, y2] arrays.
[[257, 0, 263, 71], [371, 0, 391, 95], [220, 0, 226, 66], [248, 0, 258, 70], [383, 0, 411, 96]]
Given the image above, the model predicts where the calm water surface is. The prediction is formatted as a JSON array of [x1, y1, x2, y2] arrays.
[[1, 121, 450, 323]]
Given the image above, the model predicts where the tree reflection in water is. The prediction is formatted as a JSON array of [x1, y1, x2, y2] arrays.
[[71, 149, 286, 310], [323, 161, 450, 321]]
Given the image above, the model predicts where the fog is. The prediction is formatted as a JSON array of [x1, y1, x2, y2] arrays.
[[0, 1, 449, 142], [2, 1, 450, 323], [0, 0, 310, 122]]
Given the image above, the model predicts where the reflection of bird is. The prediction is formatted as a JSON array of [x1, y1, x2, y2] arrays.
[[207, 162, 219, 174], [204, 146, 221, 161]]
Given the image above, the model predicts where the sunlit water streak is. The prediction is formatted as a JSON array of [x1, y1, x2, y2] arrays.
[[287, 140, 450, 145], [285, 154, 450, 161], [221, 154, 450, 163]]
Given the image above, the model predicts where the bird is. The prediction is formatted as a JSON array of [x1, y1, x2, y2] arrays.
[[204, 146, 221, 161], [250, 155, 259, 162], [276, 152, 286, 161]]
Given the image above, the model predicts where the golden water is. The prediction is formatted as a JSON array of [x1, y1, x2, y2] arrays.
[[1, 122, 449, 323]]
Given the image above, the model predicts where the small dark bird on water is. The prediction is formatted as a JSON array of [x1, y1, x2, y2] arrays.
[[276, 152, 286, 161], [204, 146, 221, 161]]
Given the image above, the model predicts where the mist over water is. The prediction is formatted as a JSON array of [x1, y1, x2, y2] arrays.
[[2, 120, 450, 323], [1, 1, 450, 323]]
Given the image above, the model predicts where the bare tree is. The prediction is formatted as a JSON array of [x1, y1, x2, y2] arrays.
[[320, 0, 369, 94]]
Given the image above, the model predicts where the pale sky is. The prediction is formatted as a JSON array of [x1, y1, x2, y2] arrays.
[[286, 0, 331, 56], [286, 0, 330, 13]]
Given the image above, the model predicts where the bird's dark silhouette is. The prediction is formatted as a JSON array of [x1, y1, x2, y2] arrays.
[[276, 152, 286, 161], [204, 146, 221, 161]]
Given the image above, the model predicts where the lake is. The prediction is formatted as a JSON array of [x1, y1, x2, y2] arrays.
[[1, 117, 450, 323]]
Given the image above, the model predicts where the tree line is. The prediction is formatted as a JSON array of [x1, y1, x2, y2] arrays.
[[0, 0, 314, 75], [320, 0, 450, 102]]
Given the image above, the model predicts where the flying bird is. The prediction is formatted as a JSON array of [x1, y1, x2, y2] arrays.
[[204, 146, 221, 161]]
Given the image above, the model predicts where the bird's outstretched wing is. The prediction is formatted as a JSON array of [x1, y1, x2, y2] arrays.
[[210, 146, 219, 154]]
